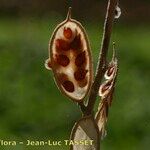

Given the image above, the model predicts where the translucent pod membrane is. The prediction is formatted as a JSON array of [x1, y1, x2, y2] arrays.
[[70, 116, 100, 150], [95, 101, 108, 140], [45, 8, 93, 102]]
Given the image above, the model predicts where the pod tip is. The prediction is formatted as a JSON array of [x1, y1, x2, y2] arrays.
[[66, 7, 72, 20]]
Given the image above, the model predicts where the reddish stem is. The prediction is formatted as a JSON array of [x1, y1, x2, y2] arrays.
[[85, 0, 118, 115]]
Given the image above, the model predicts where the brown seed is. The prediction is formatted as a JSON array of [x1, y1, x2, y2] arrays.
[[107, 66, 115, 77], [74, 69, 88, 81], [57, 73, 68, 83], [62, 80, 75, 93], [101, 81, 111, 93], [78, 77, 88, 87], [70, 34, 82, 50], [56, 54, 70, 67], [75, 51, 86, 67], [56, 39, 70, 51], [63, 27, 72, 39]]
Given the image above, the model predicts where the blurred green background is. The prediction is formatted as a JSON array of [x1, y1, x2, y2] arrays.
[[0, 0, 150, 150]]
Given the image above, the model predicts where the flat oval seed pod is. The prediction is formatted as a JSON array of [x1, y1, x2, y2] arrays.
[[70, 115, 100, 150], [47, 7, 93, 101]]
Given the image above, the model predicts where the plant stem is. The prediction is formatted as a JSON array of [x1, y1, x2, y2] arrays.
[[85, 0, 118, 115]]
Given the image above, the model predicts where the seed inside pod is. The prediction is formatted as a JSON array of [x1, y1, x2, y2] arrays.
[[101, 81, 111, 93], [107, 66, 115, 77], [70, 34, 82, 50], [75, 51, 86, 67], [99, 80, 113, 97], [57, 73, 68, 83], [63, 27, 72, 39], [74, 69, 88, 81], [62, 80, 75, 93], [105, 61, 117, 80], [56, 54, 70, 67], [78, 77, 88, 88], [56, 39, 70, 51]]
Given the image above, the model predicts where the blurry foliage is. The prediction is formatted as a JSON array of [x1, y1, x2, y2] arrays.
[[0, 0, 150, 23]]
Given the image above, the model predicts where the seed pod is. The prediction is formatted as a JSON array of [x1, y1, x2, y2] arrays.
[[95, 100, 108, 139], [45, 7, 93, 102], [96, 44, 118, 138], [70, 115, 100, 150], [100, 60, 118, 98], [100, 56, 117, 99]]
